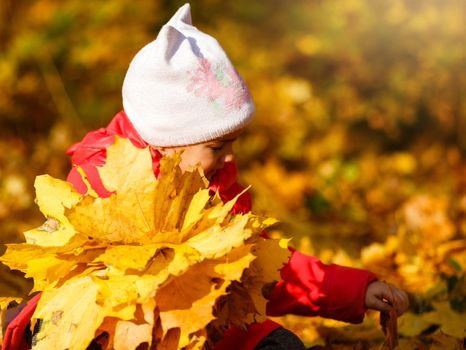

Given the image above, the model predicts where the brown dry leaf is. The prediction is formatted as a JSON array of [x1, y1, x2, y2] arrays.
[[380, 285, 399, 350], [158, 328, 181, 350], [94, 317, 117, 350], [380, 308, 398, 350], [428, 331, 464, 350], [396, 338, 428, 350], [214, 281, 258, 328]]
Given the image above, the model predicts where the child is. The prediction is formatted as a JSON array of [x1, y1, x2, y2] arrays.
[[3, 4, 408, 350]]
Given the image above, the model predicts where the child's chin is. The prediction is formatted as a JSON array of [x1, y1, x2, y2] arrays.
[[206, 169, 220, 182]]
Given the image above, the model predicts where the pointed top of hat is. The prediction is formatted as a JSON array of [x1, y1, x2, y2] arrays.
[[157, 3, 194, 62], [167, 3, 192, 26]]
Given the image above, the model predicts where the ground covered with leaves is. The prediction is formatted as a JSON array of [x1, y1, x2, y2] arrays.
[[0, 0, 465, 349]]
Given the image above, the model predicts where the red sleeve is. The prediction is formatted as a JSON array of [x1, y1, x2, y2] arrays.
[[213, 320, 281, 350], [266, 249, 377, 324], [1, 294, 41, 350], [65, 125, 116, 197], [209, 161, 252, 215], [65, 111, 157, 196]]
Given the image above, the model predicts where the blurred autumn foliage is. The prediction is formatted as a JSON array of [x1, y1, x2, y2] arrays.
[[0, 0, 465, 348]]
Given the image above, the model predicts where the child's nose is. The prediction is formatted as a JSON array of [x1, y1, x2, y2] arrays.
[[223, 143, 235, 163], [224, 152, 235, 163]]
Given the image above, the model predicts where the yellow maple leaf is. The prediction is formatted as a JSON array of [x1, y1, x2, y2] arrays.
[[33, 277, 107, 350], [212, 238, 291, 328], [1, 235, 91, 292], [95, 244, 166, 273], [25, 175, 81, 247], [245, 238, 291, 318], [1, 296, 23, 343], [112, 301, 158, 350], [0, 297, 22, 311], [158, 282, 228, 348], [114, 320, 153, 350], [422, 302, 466, 339], [214, 245, 256, 281], [398, 311, 433, 337], [185, 214, 253, 259], [1, 137, 288, 349], [181, 189, 211, 231], [98, 136, 156, 194]]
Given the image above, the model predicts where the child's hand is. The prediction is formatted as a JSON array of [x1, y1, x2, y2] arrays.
[[365, 281, 409, 315]]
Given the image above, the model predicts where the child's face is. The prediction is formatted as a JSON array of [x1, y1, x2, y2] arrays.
[[156, 128, 243, 179]]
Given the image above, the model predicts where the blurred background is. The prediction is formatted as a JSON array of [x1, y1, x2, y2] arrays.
[[1, 0, 465, 347]]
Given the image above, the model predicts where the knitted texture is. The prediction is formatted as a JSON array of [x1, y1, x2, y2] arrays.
[[122, 3, 255, 146]]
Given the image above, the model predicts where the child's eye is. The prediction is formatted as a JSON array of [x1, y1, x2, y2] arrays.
[[210, 144, 224, 152]]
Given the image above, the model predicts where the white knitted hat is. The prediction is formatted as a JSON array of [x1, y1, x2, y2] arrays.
[[122, 3, 255, 146]]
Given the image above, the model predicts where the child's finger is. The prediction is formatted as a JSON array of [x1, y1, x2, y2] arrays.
[[394, 289, 409, 314], [380, 284, 397, 305], [370, 297, 392, 313], [383, 286, 408, 315], [378, 299, 393, 313]]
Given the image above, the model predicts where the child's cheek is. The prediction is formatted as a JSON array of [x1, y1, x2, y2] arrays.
[[202, 154, 218, 179], [202, 161, 215, 179]]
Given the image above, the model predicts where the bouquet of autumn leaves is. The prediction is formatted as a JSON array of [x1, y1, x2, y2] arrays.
[[0, 138, 289, 350]]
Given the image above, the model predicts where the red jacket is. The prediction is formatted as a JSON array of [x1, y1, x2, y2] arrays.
[[3, 111, 377, 350]]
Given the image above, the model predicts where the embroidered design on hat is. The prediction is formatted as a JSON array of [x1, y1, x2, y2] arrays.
[[186, 58, 251, 112]]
